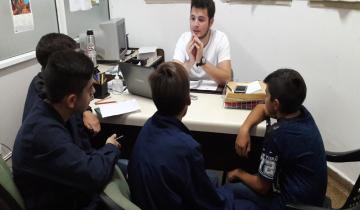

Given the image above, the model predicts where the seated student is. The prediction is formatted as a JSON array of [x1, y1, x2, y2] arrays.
[[173, 0, 232, 85], [227, 69, 327, 210], [128, 62, 258, 210], [13, 50, 121, 210], [23, 33, 129, 176], [22, 33, 100, 134]]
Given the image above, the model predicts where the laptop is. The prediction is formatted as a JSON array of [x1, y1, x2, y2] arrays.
[[118, 62, 154, 98]]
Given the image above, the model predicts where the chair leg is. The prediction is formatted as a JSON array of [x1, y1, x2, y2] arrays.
[[323, 196, 332, 208]]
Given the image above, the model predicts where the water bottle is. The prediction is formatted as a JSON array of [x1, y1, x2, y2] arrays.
[[112, 74, 123, 95], [86, 30, 97, 66]]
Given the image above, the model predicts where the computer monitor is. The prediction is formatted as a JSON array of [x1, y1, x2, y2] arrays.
[[79, 18, 127, 61]]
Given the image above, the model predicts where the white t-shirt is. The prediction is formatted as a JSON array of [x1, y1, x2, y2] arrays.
[[173, 29, 231, 80]]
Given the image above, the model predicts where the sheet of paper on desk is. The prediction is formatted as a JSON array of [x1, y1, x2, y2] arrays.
[[97, 64, 117, 74], [138, 46, 157, 54], [246, 81, 261, 94], [98, 99, 141, 118], [190, 80, 218, 91]]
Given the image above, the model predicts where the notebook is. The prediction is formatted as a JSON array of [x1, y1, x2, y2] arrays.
[[190, 80, 224, 94], [118, 62, 154, 98]]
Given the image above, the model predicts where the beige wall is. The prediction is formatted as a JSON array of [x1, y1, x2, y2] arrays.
[[110, 0, 360, 183], [1, 0, 359, 184], [0, 59, 39, 148]]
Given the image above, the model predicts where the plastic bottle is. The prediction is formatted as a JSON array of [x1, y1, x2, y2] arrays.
[[112, 74, 123, 95], [86, 30, 97, 66]]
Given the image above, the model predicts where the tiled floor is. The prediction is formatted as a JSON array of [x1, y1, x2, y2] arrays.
[[326, 174, 350, 209]]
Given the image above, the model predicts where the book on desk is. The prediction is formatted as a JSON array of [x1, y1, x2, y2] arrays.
[[97, 47, 165, 69], [190, 80, 224, 94], [124, 47, 164, 68], [223, 81, 266, 110], [94, 99, 141, 118]]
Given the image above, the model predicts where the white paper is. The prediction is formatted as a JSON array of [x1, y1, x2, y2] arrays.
[[246, 81, 262, 94], [97, 64, 117, 74], [69, 0, 92, 12], [190, 80, 218, 91], [10, 0, 34, 33], [190, 80, 201, 89], [138, 47, 157, 61], [98, 99, 141, 118], [138, 46, 157, 54]]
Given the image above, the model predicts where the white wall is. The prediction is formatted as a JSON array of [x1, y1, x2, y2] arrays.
[[0, 60, 39, 149], [110, 0, 360, 183]]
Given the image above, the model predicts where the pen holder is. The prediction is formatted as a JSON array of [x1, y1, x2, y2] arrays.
[[94, 82, 109, 99]]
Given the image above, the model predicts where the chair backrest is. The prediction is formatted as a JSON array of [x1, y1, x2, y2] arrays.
[[101, 165, 141, 210], [0, 158, 25, 210], [342, 174, 360, 209], [285, 149, 360, 210], [327, 149, 360, 209]]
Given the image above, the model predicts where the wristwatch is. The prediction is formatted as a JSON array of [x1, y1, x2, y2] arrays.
[[196, 56, 206, 67]]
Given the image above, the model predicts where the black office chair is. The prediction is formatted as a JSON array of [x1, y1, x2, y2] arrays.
[[286, 149, 360, 210]]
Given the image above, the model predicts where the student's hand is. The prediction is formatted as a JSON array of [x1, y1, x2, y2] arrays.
[[106, 134, 121, 150], [193, 36, 204, 64], [83, 111, 101, 134], [227, 168, 243, 183], [186, 37, 196, 62], [235, 126, 251, 157]]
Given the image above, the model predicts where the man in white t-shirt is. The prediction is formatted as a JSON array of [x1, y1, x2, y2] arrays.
[[173, 0, 232, 85]]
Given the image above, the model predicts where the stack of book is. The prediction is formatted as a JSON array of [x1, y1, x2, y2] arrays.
[[224, 81, 266, 110]]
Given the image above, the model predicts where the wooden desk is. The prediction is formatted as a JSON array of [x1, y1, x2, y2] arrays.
[[91, 92, 266, 136], [91, 92, 266, 171]]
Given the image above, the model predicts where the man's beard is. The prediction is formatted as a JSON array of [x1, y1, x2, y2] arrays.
[[198, 28, 210, 40]]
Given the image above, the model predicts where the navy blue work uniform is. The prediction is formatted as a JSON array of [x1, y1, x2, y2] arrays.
[[259, 106, 327, 208], [128, 112, 258, 210], [22, 72, 45, 122], [13, 100, 121, 210], [230, 106, 327, 210], [22, 72, 95, 151]]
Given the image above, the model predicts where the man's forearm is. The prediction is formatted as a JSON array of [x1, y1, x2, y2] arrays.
[[173, 59, 194, 73], [182, 60, 195, 73], [202, 63, 231, 85]]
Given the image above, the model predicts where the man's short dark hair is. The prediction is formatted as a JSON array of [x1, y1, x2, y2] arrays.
[[36, 33, 77, 68], [149, 62, 190, 116], [43, 50, 94, 103], [264, 69, 307, 114], [191, 0, 216, 20]]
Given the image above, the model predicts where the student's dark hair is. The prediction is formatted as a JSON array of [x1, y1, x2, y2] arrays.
[[36, 33, 77, 68], [149, 62, 190, 116], [43, 50, 94, 103], [191, 0, 215, 20], [264, 69, 307, 114]]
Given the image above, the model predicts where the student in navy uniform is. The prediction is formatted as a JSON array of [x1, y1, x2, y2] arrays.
[[128, 62, 258, 210], [13, 51, 121, 210], [227, 69, 327, 210], [22, 33, 101, 134], [22, 33, 129, 175]]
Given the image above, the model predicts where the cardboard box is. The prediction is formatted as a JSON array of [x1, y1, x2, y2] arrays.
[[224, 81, 266, 109]]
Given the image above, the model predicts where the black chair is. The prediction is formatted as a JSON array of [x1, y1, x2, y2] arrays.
[[286, 149, 360, 210]]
